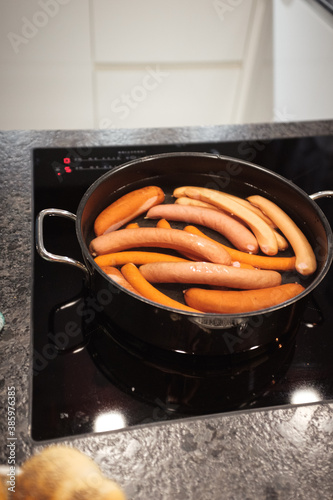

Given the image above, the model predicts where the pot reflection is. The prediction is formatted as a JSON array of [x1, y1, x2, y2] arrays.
[[87, 313, 298, 417]]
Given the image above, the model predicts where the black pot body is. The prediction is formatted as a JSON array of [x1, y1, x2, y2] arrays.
[[76, 153, 332, 356]]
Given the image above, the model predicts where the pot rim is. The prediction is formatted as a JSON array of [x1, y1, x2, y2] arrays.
[[76, 151, 333, 319]]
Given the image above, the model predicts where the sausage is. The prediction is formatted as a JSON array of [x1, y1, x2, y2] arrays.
[[146, 204, 259, 253], [175, 193, 288, 251], [100, 265, 142, 294], [125, 222, 140, 229], [139, 261, 282, 289], [247, 195, 317, 275], [173, 186, 279, 255], [231, 261, 255, 269], [94, 251, 189, 267], [153, 217, 198, 259], [184, 283, 305, 313], [94, 185, 165, 236], [223, 193, 277, 227], [121, 263, 201, 313], [183, 225, 296, 271], [224, 194, 289, 250], [174, 196, 220, 211], [156, 218, 172, 228], [89, 227, 232, 265]]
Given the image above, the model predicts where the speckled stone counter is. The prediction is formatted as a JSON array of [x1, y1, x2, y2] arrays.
[[1, 121, 333, 499]]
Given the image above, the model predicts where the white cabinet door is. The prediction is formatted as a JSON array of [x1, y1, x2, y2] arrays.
[[92, 0, 254, 63], [97, 64, 241, 129], [0, 0, 274, 129], [92, 0, 265, 128]]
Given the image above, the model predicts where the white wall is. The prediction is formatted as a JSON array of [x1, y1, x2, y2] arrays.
[[0, 0, 94, 130], [1, 0, 332, 130], [273, 0, 333, 122]]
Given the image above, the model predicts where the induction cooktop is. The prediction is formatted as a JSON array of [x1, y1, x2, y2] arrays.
[[31, 135, 333, 441]]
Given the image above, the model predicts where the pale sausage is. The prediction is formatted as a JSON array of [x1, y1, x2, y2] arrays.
[[139, 261, 282, 289], [89, 227, 232, 265], [146, 204, 259, 253]]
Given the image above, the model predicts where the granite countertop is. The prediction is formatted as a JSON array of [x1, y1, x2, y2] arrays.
[[1, 121, 333, 499]]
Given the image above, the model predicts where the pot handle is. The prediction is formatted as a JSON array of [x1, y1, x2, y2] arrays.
[[310, 190, 333, 200], [35, 208, 89, 280]]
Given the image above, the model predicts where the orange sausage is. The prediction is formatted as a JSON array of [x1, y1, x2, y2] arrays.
[[121, 263, 200, 313], [184, 225, 296, 271], [100, 265, 142, 294], [247, 195, 317, 276], [184, 283, 305, 313], [94, 251, 189, 267], [89, 227, 232, 265], [146, 204, 259, 253], [231, 261, 255, 270], [139, 261, 282, 289], [126, 222, 140, 229], [94, 185, 165, 236], [156, 218, 172, 229]]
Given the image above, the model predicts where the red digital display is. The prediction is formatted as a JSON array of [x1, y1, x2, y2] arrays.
[[64, 166, 72, 173], [63, 157, 71, 164]]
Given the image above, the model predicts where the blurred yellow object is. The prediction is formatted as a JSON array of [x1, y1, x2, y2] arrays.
[[13, 445, 126, 500], [0, 477, 8, 500]]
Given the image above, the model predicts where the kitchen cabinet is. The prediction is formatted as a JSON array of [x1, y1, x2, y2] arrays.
[[0, 0, 271, 129], [96, 64, 241, 129], [91, 0, 253, 63], [1, 0, 332, 130], [92, 0, 272, 128]]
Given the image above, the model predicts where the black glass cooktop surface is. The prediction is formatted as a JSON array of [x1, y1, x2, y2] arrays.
[[31, 136, 333, 441]]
